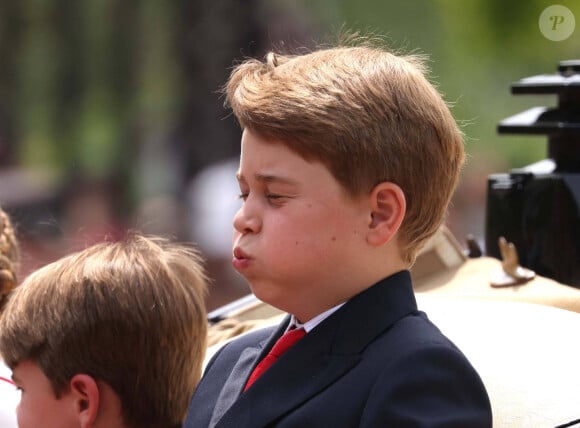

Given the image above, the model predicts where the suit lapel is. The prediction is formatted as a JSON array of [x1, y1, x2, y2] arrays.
[[209, 320, 291, 427], [215, 328, 361, 428], [209, 345, 262, 427], [214, 270, 417, 427]]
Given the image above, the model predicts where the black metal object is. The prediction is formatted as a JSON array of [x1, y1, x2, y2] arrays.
[[485, 60, 580, 287]]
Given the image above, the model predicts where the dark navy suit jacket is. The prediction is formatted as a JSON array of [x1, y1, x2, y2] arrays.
[[185, 271, 492, 427]]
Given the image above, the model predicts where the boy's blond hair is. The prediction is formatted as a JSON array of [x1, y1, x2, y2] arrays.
[[0, 233, 207, 428], [225, 42, 464, 265], [0, 208, 18, 312]]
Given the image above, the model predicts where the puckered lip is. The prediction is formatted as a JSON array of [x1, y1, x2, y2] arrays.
[[233, 246, 250, 260]]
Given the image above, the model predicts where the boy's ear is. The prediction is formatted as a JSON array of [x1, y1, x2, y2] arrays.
[[69, 374, 100, 427], [366, 181, 406, 247]]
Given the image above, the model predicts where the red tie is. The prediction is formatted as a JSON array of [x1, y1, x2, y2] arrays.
[[244, 328, 306, 391]]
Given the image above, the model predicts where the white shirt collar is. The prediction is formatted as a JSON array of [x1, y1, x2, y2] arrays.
[[289, 302, 345, 333]]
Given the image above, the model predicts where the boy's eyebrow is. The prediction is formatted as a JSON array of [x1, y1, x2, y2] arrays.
[[236, 172, 299, 186]]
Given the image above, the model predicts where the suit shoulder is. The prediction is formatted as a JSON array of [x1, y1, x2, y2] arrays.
[[384, 310, 461, 351]]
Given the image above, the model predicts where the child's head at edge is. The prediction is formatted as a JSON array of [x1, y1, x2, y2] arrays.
[[0, 233, 208, 428], [225, 38, 465, 266], [0, 207, 19, 313]]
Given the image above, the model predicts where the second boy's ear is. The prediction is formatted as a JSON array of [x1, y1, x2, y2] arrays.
[[69, 374, 100, 427], [366, 181, 406, 247]]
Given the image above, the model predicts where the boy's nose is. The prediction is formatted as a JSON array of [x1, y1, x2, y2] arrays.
[[233, 204, 261, 235]]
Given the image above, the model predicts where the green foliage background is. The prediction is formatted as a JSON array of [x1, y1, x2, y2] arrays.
[[0, 0, 578, 226]]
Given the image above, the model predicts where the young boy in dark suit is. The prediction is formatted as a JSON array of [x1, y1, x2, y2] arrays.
[[185, 37, 492, 427]]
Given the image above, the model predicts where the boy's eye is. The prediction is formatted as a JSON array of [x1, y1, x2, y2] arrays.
[[237, 191, 289, 205], [237, 192, 286, 201], [266, 193, 290, 206]]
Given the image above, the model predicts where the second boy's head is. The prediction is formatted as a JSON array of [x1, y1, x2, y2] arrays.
[[228, 42, 464, 320], [0, 207, 19, 313], [0, 234, 208, 428]]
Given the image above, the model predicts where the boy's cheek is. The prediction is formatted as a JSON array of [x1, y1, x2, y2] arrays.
[[16, 395, 75, 428], [16, 403, 30, 428], [16, 397, 41, 428]]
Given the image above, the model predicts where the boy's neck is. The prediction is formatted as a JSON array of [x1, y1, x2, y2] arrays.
[[291, 260, 408, 323]]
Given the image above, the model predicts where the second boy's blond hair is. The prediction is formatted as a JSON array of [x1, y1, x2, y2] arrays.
[[225, 42, 464, 264], [0, 207, 18, 312], [0, 233, 207, 428]]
